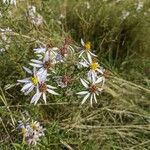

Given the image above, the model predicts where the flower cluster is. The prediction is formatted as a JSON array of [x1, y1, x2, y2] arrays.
[[3, 0, 16, 5], [77, 39, 106, 106], [27, 5, 43, 26], [18, 37, 107, 106], [18, 120, 45, 146], [18, 37, 74, 105], [18, 55, 59, 105], [0, 28, 12, 52]]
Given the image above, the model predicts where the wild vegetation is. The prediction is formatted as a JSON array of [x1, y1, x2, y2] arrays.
[[0, 0, 150, 149]]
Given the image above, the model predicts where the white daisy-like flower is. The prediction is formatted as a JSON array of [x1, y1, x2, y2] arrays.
[[136, 1, 143, 12], [121, 10, 130, 20], [77, 77, 104, 106], [79, 39, 96, 61], [0, 28, 12, 52], [3, 0, 16, 5], [31, 14, 43, 26], [27, 5, 43, 26], [27, 5, 36, 16], [79, 55, 104, 81], [31, 81, 59, 105], [29, 51, 56, 80], [18, 120, 45, 146], [30, 121, 45, 137], [17, 67, 41, 95], [33, 47, 46, 54], [33, 46, 58, 60]]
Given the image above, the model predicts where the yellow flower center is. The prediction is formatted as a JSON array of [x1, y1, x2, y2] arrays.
[[31, 76, 38, 85], [84, 42, 91, 51], [31, 123, 37, 130], [90, 62, 99, 71]]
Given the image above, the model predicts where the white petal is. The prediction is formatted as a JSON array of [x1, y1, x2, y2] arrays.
[[87, 52, 92, 64], [24, 85, 34, 95], [37, 54, 43, 59], [87, 71, 92, 81], [33, 92, 42, 105], [93, 93, 97, 103], [31, 93, 38, 104], [90, 94, 94, 106], [23, 66, 32, 74], [33, 67, 37, 75], [80, 78, 88, 88], [17, 78, 30, 83], [42, 93, 47, 104], [44, 51, 49, 62], [31, 59, 43, 64], [81, 93, 90, 104], [47, 85, 57, 89], [79, 61, 88, 67], [88, 71, 97, 82], [37, 67, 45, 74], [37, 69, 47, 82], [98, 88, 103, 92], [21, 82, 32, 91], [82, 56, 89, 65], [51, 47, 58, 51], [69, 46, 74, 52], [34, 47, 46, 53], [81, 39, 85, 46], [91, 71, 97, 82], [95, 77, 103, 84], [102, 77, 106, 86], [29, 63, 42, 68], [47, 89, 59, 95], [77, 91, 89, 95], [79, 50, 84, 58], [97, 68, 104, 74], [89, 51, 97, 57]]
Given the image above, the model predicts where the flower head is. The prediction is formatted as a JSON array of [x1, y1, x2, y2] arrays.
[[79, 39, 96, 61], [27, 5, 43, 26], [17, 67, 41, 95], [79, 55, 104, 81], [29, 51, 56, 80], [33, 45, 58, 60], [31, 81, 59, 105], [90, 59, 100, 71], [18, 120, 45, 146], [122, 10, 130, 20], [77, 77, 104, 106], [84, 41, 91, 51]]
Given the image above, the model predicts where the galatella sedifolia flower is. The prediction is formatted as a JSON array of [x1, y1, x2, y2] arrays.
[[17, 67, 40, 95], [31, 81, 59, 105], [79, 39, 96, 61], [77, 77, 104, 106], [79, 55, 104, 81], [18, 120, 45, 146]]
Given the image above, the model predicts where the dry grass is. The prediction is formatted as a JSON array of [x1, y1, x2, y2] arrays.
[[0, 0, 150, 149]]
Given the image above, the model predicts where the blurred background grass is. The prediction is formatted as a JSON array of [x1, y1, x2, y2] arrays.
[[0, 0, 150, 149]]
